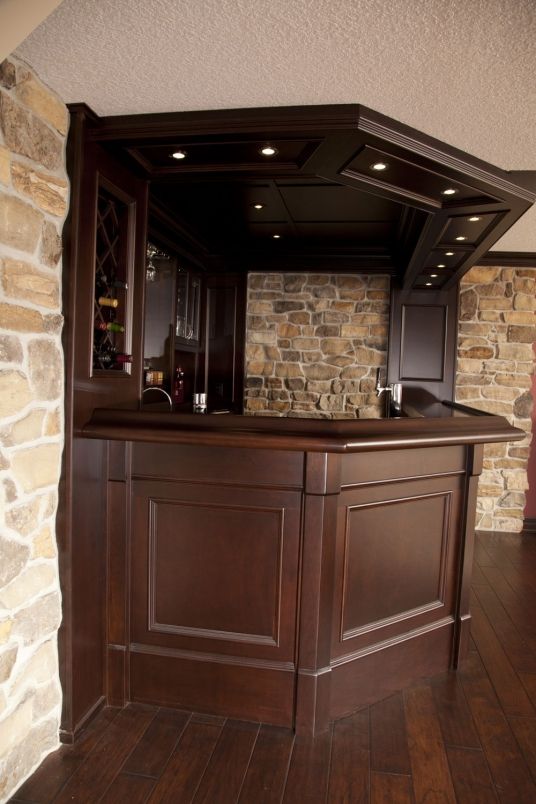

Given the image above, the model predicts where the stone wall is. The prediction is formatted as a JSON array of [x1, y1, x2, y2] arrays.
[[0, 56, 67, 800], [244, 273, 389, 418], [456, 265, 535, 532]]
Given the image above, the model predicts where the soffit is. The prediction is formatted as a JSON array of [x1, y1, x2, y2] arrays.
[[15, 0, 536, 252]]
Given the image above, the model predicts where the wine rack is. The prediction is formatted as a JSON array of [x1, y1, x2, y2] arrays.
[[92, 187, 131, 372]]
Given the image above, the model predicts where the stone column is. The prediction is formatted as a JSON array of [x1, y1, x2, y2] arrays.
[[0, 55, 67, 799], [456, 265, 535, 532]]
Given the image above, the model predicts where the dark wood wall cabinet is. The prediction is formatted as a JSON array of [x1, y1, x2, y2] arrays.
[[58, 407, 521, 739]]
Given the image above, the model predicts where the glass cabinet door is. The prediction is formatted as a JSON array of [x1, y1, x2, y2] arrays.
[[175, 269, 201, 348], [143, 244, 175, 390]]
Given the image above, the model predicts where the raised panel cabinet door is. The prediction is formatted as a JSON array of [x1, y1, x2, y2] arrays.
[[130, 480, 302, 663], [128, 479, 302, 724], [331, 473, 464, 660]]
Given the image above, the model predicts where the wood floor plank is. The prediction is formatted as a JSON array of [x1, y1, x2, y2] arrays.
[[192, 719, 259, 804], [122, 707, 190, 778], [470, 604, 534, 717], [327, 710, 369, 803], [370, 772, 414, 804], [282, 729, 332, 804], [53, 704, 157, 804], [471, 562, 490, 586], [480, 565, 536, 640], [11, 707, 121, 803], [100, 772, 156, 803], [508, 716, 536, 784], [237, 725, 294, 804], [370, 693, 411, 774], [458, 651, 536, 803], [501, 563, 536, 602], [430, 671, 481, 749], [519, 672, 536, 709], [9, 749, 81, 804], [403, 684, 456, 804], [446, 746, 498, 803], [473, 584, 536, 674], [148, 715, 225, 804], [474, 540, 497, 568]]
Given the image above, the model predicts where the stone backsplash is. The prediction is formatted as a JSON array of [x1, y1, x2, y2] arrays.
[[0, 56, 67, 800], [244, 273, 389, 418], [456, 265, 535, 532]]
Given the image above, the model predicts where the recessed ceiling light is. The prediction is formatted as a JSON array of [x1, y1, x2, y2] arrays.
[[272, 234, 281, 239], [445, 251, 454, 256], [426, 282, 432, 286], [456, 236, 467, 241], [437, 264, 446, 268], [171, 150, 187, 160], [469, 216, 481, 222], [252, 203, 264, 210], [371, 162, 388, 171], [260, 145, 278, 157], [431, 274, 438, 278], [442, 188, 457, 196]]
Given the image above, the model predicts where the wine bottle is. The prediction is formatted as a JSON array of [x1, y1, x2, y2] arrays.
[[114, 353, 132, 364], [98, 296, 119, 308], [112, 279, 128, 290], [173, 366, 185, 404], [95, 321, 125, 333]]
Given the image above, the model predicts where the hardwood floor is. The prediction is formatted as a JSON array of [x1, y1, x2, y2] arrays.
[[10, 530, 536, 804]]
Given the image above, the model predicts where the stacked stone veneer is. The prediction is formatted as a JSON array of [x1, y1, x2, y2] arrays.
[[0, 57, 67, 800], [456, 265, 535, 532], [244, 273, 389, 418]]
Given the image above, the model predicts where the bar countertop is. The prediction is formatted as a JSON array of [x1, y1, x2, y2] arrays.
[[81, 402, 524, 453]]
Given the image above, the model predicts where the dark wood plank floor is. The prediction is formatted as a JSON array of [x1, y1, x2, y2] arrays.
[[10, 531, 536, 804]]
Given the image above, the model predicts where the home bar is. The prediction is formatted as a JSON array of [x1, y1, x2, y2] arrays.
[[60, 104, 535, 741]]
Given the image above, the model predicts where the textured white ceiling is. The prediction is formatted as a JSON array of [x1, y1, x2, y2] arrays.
[[15, 0, 536, 252]]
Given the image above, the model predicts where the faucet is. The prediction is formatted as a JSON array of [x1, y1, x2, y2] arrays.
[[141, 386, 173, 411], [375, 369, 403, 416]]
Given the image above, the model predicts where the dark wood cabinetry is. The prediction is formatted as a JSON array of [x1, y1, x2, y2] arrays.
[[143, 257, 245, 411], [67, 409, 520, 738]]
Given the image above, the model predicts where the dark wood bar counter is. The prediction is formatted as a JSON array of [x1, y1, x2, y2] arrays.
[[73, 406, 523, 736]]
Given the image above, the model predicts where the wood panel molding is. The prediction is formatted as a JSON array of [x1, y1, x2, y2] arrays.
[[146, 497, 285, 647]]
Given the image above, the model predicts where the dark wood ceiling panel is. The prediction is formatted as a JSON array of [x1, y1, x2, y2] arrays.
[[293, 221, 395, 242], [344, 146, 499, 209], [438, 212, 503, 247], [277, 184, 401, 222], [130, 139, 322, 173]]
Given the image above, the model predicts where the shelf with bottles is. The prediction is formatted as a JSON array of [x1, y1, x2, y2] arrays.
[[92, 188, 132, 373]]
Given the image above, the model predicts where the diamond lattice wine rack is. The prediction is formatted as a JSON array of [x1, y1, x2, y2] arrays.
[[92, 187, 131, 372]]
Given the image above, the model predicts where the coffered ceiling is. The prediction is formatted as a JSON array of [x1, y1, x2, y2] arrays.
[[14, 0, 536, 254]]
